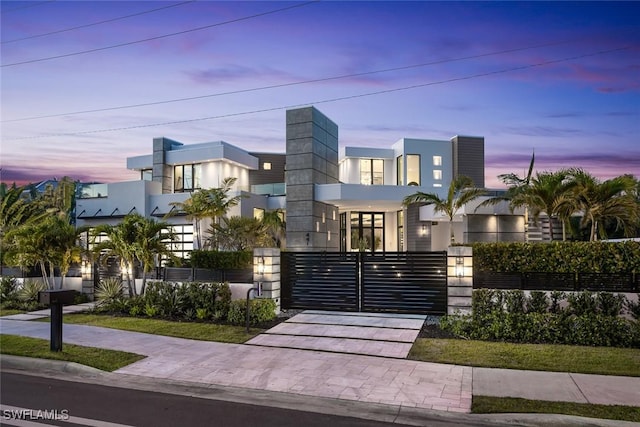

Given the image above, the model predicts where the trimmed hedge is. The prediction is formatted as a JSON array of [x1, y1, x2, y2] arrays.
[[441, 289, 640, 348], [190, 250, 252, 270], [227, 299, 277, 326], [471, 241, 640, 274]]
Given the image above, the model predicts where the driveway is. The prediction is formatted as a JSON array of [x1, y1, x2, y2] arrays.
[[246, 310, 426, 358]]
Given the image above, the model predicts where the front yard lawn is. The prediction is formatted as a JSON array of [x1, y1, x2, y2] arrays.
[[473, 396, 640, 423], [409, 338, 640, 377], [61, 313, 264, 344], [0, 334, 145, 372]]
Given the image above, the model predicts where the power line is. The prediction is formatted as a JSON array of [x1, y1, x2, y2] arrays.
[[1, 0, 55, 14], [1, 1, 320, 67], [2, 1, 196, 45], [5, 45, 631, 141], [0, 37, 595, 123]]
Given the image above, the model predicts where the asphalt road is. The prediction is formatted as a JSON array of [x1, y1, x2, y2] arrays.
[[0, 371, 488, 427]]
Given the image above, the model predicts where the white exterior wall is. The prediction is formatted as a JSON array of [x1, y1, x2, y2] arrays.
[[400, 138, 453, 192], [200, 161, 250, 191], [339, 158, 360, 184]]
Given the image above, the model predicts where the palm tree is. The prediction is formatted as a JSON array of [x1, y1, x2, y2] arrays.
[[134, 217, 176, 294], [403, 175, 485, 244], [568, 170, 639, 241], [167, 177, 243, 250], [509, 170, 574, 241], [261, 209, 286, 248], [207, 216, 270, 251], [3, 221, 50, 286], [93, 214, 177, 296], [46, 216, 86, 289], [92, 216, 140, 296]]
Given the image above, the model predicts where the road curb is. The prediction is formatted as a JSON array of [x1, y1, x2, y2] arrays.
[[1, 355, 637, 427], [1, 354, 104, 376]]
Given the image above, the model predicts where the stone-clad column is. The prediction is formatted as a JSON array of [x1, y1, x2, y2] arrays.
[[285, 107, 339, 251], [253, 248, 281, 314], [447, 246, 473, 315]]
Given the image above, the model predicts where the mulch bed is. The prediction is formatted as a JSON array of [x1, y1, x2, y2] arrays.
[[417, 322, 457, 339]]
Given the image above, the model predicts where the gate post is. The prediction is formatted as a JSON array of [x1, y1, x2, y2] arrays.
[[447, 246, 473, 315], [253, 248, 281, 314]]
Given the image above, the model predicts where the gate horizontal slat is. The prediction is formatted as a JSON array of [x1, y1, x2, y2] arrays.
[[282, 253, 358, 311], [281, 251, 447, 315], [362, 252, 447, 314]]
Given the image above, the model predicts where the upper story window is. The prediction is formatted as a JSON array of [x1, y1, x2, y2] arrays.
[[141, 169, 152, 181], [263, 162, 272, 170], [433, 156, 442, 166], [407, 154, 420, 186], [360, 159, 384, 185], [174, 164, 201, 192], [396, 155, 404, 186], [433, 169, 442, 180]]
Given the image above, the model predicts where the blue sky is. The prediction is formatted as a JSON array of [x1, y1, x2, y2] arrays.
[[2, 1, 638, 188]]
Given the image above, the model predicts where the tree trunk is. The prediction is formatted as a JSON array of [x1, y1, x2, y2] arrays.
[[39, 261, 48, 287], [47, 261, 56, 289], [140, 263, 148, 295]]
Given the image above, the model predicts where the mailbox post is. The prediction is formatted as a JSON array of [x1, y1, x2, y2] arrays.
[[39, 290, 76, 352]]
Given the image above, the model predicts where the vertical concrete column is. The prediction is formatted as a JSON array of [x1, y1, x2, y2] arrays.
[[153, 137, 179, 194], [285, 107, 339, 251], [447, 246, 473, 315], [253, 248, 281, 314]]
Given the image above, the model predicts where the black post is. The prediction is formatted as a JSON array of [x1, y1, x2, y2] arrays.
[[246, 287, 254, 333], [50, 301, 63, 352]]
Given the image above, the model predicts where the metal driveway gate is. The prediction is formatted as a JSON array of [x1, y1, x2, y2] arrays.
[[281, 252, 359, 311], [281, 251, 447, 314]]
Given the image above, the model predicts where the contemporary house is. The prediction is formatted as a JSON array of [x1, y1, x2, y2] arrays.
[[76, 106, 525, 258]]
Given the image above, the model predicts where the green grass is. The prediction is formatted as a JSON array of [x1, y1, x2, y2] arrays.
[[409, 338, 640, 377], [0, 307, 25, 317], [0, 334, 145, 372], [473, 395, 640, 423], [61, 313, 264, 343]]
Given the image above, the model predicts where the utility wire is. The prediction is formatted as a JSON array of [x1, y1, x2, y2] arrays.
[[1, 1, 319, 67], [2, 1, 196, 44], [5, 45, 631, 141], [0, 37, 599, 123], [1, 0, 55, 14]]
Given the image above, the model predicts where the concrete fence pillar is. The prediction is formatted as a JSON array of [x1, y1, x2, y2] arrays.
[[253, 248, 281, 314], [447, 246, 473, 315]]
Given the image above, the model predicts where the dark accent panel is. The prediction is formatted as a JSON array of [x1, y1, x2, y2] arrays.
[[452, 136, 484, 188], [281, 252, 359, 311], [578, 273, 637, 292], [248, 152, 286, 186], [162, 268, 252, 283], [474, 270, 638, 292], [406, 204, 430, 251], [362, 252, 447, 314]]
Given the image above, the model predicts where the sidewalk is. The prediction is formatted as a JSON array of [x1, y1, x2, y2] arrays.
[[1, 313, 639, 424]]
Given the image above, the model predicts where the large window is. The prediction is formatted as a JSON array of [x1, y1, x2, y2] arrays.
[[360, 159, 384, 185], [166, 224, 194, 261], [396, 155, 403, 185], [407, 154, 421, 186], [174, 164, 201, 192], [350, 212, 384, 252]]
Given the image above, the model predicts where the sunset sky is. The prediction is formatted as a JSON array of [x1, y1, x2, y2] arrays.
[[2, 1, 639, 188]]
